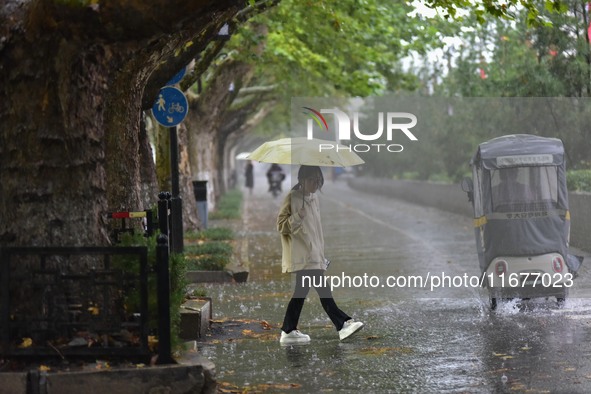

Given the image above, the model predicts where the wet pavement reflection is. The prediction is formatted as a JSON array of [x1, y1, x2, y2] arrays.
[[196, 173, 591, 393]]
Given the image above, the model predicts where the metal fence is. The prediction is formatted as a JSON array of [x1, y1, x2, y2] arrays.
[[0, 246, 151, 360]]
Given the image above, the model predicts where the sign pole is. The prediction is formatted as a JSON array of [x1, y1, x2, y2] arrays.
[[169, 126, 184, 254], [151, 83, 188, 255]]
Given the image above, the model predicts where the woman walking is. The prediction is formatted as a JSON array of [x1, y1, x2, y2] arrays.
[[277, 165, 364, 344]]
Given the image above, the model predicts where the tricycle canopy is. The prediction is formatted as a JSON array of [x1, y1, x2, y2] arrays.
[[467, 134, 570, 273], [472, 134, 565, 170]]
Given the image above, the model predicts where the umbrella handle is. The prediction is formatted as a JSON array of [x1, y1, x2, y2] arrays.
[[301, 183, 305, 209]]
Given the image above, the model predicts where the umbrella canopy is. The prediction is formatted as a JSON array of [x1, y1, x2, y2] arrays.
[[246, 137, 364, 167]]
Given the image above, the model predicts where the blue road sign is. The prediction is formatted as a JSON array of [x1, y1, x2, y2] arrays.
[[152, 86, 188, 127], [166, 67, 186, 86]]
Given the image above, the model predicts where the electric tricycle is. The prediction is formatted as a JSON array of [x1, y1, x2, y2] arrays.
[[462, 134, 581, 310]]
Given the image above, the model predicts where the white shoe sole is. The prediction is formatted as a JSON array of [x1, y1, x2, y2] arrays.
[[339, 322, 364, 340], [280, 337, 311, 344], [279, 332, 311, 345], [280, 339, 311, 346]]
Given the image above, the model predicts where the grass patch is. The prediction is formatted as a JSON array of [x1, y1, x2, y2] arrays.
[[185, 227, 234, 241], [185, 242, 233, 271], [188, 287, 208, 297], [209, 189, 242, 220]]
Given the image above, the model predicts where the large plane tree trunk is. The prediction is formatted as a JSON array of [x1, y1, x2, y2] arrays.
[[186, 59, 253, 207], [1, 27, 112, 245], [0, 0, 243, 247]]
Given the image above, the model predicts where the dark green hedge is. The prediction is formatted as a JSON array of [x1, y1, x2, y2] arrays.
[[567, 170, 591, 192]]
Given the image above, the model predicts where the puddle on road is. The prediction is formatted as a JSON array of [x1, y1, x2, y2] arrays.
[[198, 281, 488, 392]]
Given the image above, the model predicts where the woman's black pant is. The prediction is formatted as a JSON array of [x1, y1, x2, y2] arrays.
[[281, 269, 351, 333]]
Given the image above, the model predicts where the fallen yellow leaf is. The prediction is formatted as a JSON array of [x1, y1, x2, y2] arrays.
[[492, 352, 514, 360], [19, 338, 33, 348], [258, 383, 302, 390], [239, 329, 277, 341], [509, 383, 526, 390], [148, 335, 158, 352], [260, 320, 273, 330], [88, 306, 100, 315], [95, 361, 110, 370]]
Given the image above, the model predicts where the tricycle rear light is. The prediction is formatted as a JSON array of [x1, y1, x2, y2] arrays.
[[495, 260, 508, 275], [552, 256, 564, 273]]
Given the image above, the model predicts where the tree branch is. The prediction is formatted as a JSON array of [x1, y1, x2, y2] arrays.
[[179, 0, 280, 93], [236, 84, 277, 95]]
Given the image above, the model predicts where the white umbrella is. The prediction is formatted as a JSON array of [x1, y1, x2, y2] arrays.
[[245, 137, 364, 167], [246, 137, 364, 207]]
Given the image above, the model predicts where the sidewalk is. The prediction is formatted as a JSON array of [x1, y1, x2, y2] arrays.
[[195, 184, 288, 342], [236, 184, 285, 282]]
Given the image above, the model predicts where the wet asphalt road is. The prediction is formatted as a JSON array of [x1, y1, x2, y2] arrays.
[[197, 171, 591, 393]]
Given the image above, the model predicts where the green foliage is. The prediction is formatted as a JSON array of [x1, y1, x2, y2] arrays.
[[212, 0, 437, 138], [567, 170, 591, 192], [185, 242, 233, 271], [428, 173, 454, 183], [358, 95, 591, 182], [433, 2, 591, 98], [420, 0, 567, 27], [399, 172, 421, 181], [248, 0, 430, 96], [114, 232, 188, 352], [377, 0, 591, 181], [210, 189, 243, 220]]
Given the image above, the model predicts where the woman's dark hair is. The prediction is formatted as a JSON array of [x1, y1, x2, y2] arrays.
[[292, 165, 324, 191]]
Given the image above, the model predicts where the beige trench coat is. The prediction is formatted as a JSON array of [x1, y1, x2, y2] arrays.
[[277, 190, 325, 273]]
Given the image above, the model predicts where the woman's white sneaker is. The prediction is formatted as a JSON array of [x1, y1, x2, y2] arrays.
[[339, 320, 364, 340], [280, 330, 311, 344]]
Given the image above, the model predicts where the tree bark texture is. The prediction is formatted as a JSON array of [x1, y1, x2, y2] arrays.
[[221, 101, 276, 192], [0, 0, 244, 246], [186, 59, 255, 208]]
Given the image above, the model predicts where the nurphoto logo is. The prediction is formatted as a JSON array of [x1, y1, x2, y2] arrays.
[[302, 107, 418, 153]]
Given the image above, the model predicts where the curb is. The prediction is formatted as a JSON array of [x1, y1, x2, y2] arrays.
[[1, 362, 215, 394], [180, 298, 213, 340]]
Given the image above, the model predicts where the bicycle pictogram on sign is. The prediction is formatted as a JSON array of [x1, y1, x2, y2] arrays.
[[151, 86, 188, 127]]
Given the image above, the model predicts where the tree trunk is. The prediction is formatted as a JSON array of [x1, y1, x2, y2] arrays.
[[185, 60, 256, 207], [221, 101, 276, 192], [0, 0, 244, 246], [1, 34, 111, 245]]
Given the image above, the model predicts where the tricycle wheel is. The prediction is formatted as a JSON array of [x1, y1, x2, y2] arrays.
[[557, 288, 568, 307]]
